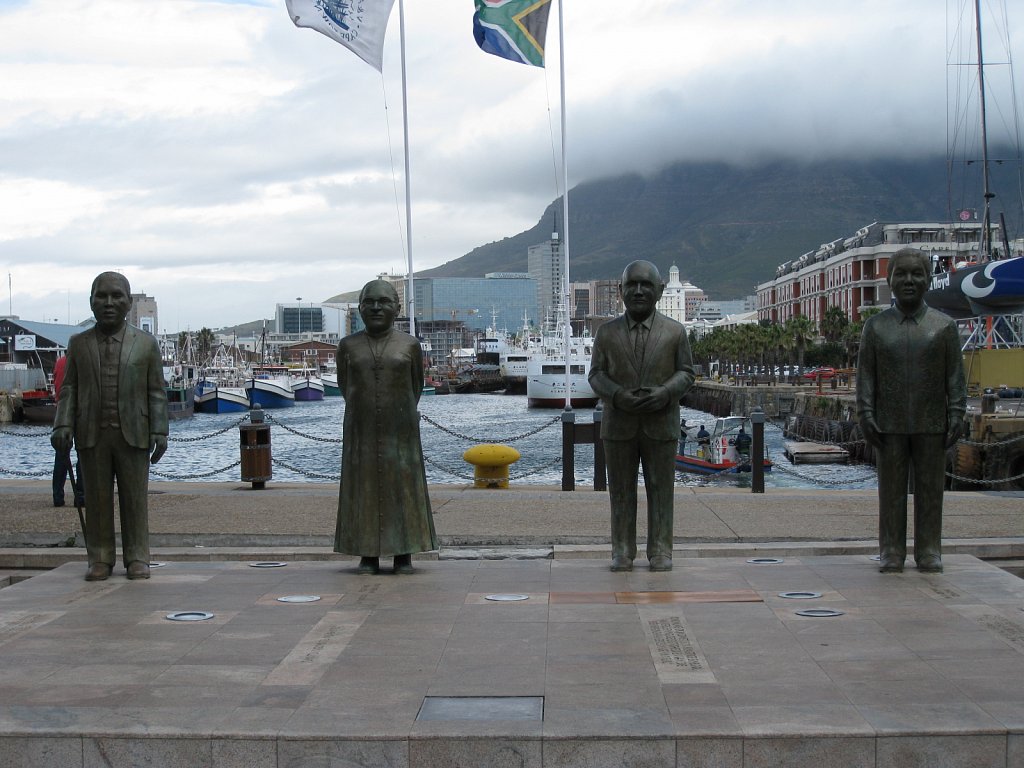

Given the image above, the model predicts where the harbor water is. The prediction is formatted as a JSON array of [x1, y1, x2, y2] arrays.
[[0, 394, 877, 490]]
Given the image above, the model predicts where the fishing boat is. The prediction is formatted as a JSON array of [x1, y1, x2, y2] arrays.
[[194, 348, 249, 414], [289, 365, 324, 401], [246, 365, 296, 409], [676, 416, 772, 475], [525, 306, 597, 408], [320, 362, 340, 396], [162, 363, 198, 420], [20, 389, 56, 424]]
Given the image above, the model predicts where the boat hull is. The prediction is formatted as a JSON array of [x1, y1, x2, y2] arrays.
[[321, 374, 340, 396], [675, 454, 773, 475], [246, 378, 295, 409], [291, 378, 324, 402], [194, 383, 249, 414], [526, 373, 598, 409], [165, 385, 195, 420]]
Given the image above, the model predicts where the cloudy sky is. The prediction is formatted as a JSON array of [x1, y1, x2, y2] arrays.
[[1, 0, 1020, 331]]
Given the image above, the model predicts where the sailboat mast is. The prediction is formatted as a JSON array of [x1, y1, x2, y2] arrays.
[[399, 0, 416, 336], [974, 0, 995, 260], [558, 0, 571, 409]]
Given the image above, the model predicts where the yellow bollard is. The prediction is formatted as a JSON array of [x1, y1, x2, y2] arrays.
[[463, 444, 521, 489]]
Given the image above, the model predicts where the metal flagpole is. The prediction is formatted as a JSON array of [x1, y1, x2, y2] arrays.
[[399, 0, 415, 336], [558, 0, 571, 410]]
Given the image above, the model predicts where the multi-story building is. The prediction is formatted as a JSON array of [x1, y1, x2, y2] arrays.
[[588, 279, 620, 317], [570, 282, 590, 320], [756, 221, 1000, 325], [392, 273, 539, 335], [129, 293, 158, 335], [657, 265, 707, 324], [528, 236, 565, 322]]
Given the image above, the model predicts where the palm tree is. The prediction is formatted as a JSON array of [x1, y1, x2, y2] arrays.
[[819, 306, 848, 344], [784, 315, 816, 373], [196, 327, 217, 365]]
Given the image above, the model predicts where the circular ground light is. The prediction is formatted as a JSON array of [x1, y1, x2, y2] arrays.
[[165, 611, 214, 622], [485, 594, 530, 602], [747, 557, 784, 565], [248, 561, 287, 568], [795, 608, 844, 618], [277, 595, 321, 603], [778, 591, 822, 599]]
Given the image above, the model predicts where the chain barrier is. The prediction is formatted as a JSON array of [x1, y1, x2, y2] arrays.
[[766, 453, 878, 486], [167, 415, 249, 443], [957, 432, 1024, 448], [264, 413, 342, 444], [945, 469, 1024, 486], [419, 412, 561, 443], [150, 460, 242, 480], [0, 466, 48, 477], [0, 426, 51, 438], [271, 457, 340, 481]]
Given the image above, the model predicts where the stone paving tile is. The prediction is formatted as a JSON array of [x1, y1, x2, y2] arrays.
[[875, 733, 1007, 768], [0, 557, 1022, 765]]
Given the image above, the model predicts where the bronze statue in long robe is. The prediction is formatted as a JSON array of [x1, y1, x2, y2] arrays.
[[334, 282, 436, 567]]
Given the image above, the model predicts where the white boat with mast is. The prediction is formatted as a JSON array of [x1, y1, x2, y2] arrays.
[[925, 0, 1024, 321], [194, 345, 249, 414], [525, 302, 597, 408]]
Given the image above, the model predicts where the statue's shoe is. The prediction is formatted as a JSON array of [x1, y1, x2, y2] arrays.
[[649, 555, 673, 572], [610, 555, 633, 572], [879, 555, 904, 573], [85, 563, 112, 581], [356, 557, 380, 575], [916, 554, 943, 573], [126, 561, 151, 580]]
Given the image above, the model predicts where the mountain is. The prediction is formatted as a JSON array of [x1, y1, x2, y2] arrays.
[[417, 155, 1024, 299]]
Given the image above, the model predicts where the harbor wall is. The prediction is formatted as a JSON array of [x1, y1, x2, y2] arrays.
[[682, 380, 857, 422]]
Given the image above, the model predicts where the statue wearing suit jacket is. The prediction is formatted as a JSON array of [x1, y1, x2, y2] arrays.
[[589, 261, 695, 572], [52, 272, 168, 582]]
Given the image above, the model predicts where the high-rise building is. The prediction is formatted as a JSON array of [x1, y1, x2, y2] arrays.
[[589, 279, 621, 317], [528, 236, 565, 322]]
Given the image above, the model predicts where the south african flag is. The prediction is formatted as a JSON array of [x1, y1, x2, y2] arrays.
[[473, 0, 552, 67]]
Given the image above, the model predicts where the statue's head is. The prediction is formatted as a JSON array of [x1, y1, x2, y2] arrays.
[[887, 248, 929, 314], [358, 279, 400, 336], [90, 271, 132, 335], [619, 260, 664, 322]]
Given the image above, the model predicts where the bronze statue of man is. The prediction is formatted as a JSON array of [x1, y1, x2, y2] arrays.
[[51, 272, 168, 581], [334, 279, 437, 574], [589, 260, 695, 572], [857, 248, 966, 574]]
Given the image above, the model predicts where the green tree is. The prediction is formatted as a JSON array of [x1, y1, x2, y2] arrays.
[[819, 306, 849, 344], [784, 314, 817, 372], [196, 327, 216, 364]]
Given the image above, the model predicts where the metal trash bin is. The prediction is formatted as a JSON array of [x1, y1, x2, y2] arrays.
[[240, 405, 271, 489]]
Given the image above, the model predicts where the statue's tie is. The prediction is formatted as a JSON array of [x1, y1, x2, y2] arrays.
[[634, 325, 646, 366]]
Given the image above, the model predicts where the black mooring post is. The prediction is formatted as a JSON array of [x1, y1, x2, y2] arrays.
[[561, 407, 576, 491], [750, 406, 766, 494]]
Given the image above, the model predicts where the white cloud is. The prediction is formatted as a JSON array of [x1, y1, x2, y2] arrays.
[[0, 0, 1020, 329]]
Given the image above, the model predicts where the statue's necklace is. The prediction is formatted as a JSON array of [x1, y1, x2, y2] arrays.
[[366, 332, 392, 370]]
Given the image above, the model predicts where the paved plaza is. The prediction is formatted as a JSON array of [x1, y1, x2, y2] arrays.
[[0, 481, 1022, 767]]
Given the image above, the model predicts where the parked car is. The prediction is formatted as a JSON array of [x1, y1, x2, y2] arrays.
[[802, 366, 837, 380]]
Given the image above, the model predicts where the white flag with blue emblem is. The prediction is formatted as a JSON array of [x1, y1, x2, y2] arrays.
[[285, 0, 396, 72]]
